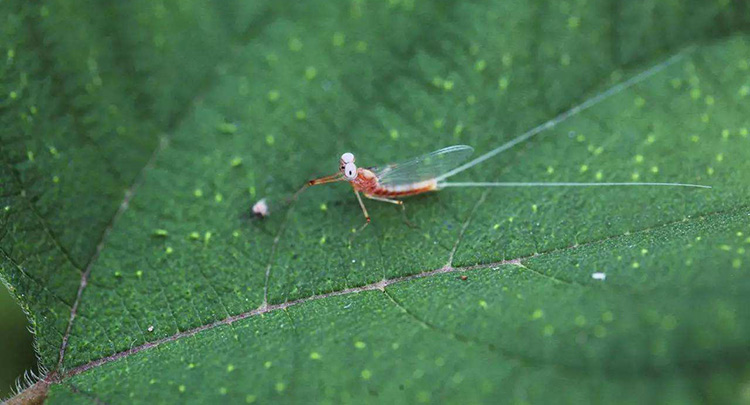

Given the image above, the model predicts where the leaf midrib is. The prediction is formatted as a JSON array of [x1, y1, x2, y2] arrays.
[[47, 204, 746, 384]]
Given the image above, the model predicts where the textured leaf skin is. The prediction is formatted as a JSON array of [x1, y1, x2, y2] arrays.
[[1, 0, 750, 403]]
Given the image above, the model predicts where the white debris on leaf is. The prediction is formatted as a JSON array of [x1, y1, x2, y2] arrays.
[[252, 198, 270, 218], [591, 272, 606, 281]]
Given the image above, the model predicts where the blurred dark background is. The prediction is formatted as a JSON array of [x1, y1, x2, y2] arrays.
[[0, 285, 36, 398]]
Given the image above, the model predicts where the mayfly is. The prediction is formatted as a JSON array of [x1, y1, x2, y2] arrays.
[[304, 144, 709, 232], [283, 49, 710, 230]]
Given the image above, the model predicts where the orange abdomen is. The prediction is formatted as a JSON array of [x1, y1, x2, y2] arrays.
[[351, 169, 437, 197]]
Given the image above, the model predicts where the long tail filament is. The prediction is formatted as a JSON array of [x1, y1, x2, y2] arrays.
[[438, 181, 711, 189]]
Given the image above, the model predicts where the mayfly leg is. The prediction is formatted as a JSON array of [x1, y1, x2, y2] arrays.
[[353, 191, 370, 233], [364, 194, 402, 205], [364, 194, 416, 228]]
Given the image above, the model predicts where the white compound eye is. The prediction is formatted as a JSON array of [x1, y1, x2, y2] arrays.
[[344, 162, 357, 180], [341, 152, 355, 164]]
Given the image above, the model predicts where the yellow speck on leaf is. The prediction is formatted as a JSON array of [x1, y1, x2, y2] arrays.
[[304, 66, 317, 80], [288, 37, 303, 51], [333, 32, 345, 47]]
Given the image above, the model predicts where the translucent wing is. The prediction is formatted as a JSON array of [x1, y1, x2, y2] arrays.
[[374, 145, 474, 186]]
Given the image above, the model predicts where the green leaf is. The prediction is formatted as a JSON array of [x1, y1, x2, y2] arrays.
[[2, 0, 750, 403]]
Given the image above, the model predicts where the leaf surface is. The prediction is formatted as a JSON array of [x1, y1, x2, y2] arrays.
[[2, 0, 750, 403]]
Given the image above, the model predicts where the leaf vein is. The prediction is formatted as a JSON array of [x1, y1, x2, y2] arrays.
[[48, 206, 747, 383]]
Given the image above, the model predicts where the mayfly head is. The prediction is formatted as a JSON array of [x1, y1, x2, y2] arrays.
[[340, 152, 357, 181]]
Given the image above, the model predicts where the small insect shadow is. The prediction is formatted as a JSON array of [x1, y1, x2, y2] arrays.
[[239, 209, 275, 237]]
